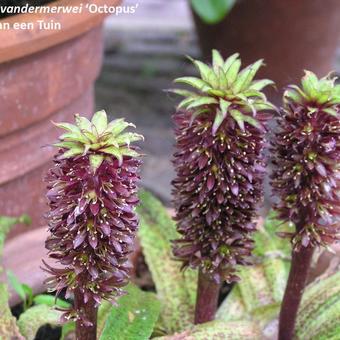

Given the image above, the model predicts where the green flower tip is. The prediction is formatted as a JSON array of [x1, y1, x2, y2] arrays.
[[52, 110, 143, 169], [170, 50, 276, 134], [284, 70, 340, 109]]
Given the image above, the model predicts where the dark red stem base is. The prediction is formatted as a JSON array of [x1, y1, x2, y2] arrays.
[[194, 269, 221, 324], [279, 246, 314, 340], [74, 289, 98, 340]]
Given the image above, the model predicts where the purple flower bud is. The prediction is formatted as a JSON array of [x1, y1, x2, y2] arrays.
[[271, 71, 340, 250]]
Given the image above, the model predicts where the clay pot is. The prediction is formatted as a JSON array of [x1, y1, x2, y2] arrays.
[[192, 0, 340, 104], [0, 0, 120, 237]]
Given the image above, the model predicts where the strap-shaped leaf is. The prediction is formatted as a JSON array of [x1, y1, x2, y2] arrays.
[[156, 320, 261, 339], [33, 294, 71, 309], [137, 190, 197, 333], [0, 283, 24, 339], [97, 301, 113, 338], [216, 285, 246, 321], [295, 271, 340, 340], [100, 284, 160, 340], [17, 305, 61, 340], [217, 212, 291, 330]]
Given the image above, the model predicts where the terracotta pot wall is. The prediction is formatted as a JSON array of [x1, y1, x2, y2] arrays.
[[193, 0, 340, 103], [0, 27, 104, 237]]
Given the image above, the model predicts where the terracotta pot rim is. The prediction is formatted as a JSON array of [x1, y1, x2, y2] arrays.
[[0, 88, 93, 186], [0, 0, 120, 63]]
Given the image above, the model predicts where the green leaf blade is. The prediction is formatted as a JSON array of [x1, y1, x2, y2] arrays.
[[137, 190, 197, 333], [100, 284, 161, 340], [17, 305, 62, 340], [295, 271, 340, 340], [157, 320, 261, 339], [0, 283, 24, 339]]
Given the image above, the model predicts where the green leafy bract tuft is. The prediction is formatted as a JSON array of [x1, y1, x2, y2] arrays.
[[171, 50, 276, 135], [53, 110, 143, 169], [284, 70, 340, 107]]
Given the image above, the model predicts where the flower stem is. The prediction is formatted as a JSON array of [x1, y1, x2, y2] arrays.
[[194, 269, 221, 324], [74, 289, 98, 340], [279, 245, 314, 340]]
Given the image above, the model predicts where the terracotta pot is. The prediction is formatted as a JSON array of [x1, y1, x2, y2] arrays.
[[192, 0, 340, 103], [0, 0, 120, 238]]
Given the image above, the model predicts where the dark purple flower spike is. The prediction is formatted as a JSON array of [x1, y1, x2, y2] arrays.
[[170, 50, 276, 323], [44, 110, 143, 339], [271, 71, 340, 340]]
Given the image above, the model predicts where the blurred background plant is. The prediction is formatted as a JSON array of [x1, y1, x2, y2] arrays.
[[190, 0, 236, 24]]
